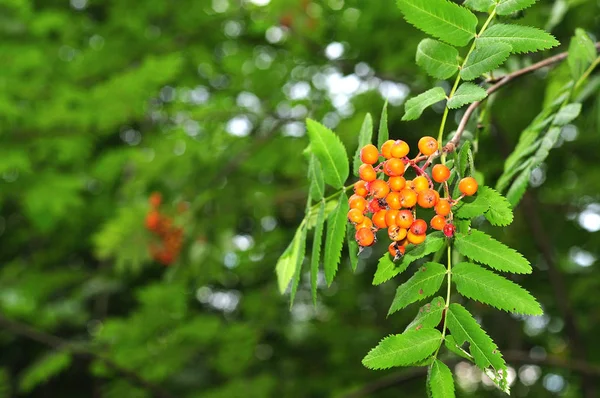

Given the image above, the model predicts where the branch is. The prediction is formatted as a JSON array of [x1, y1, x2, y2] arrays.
[[443, 42, 600, 153], [0, 314, 177, 398]]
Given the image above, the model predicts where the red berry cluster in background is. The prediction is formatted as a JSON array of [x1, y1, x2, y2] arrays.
[[350, 137, 478, 260], [145, 192, 184, 266]]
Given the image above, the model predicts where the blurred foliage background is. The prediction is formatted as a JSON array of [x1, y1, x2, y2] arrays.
[[0, 0, 599, 397]]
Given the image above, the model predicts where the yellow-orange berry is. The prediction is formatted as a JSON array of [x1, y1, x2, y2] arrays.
[[385, 192, 402, 210], [407, 230, 427, 245], [359, 163, 377, 182], [380, 140, 395, 159], [369, 179, 390, 199], [417, 189, 438, 209], [355, 228, 375, 247], [388, 225, 408, 242], [418, 136, 438, 156], [383, 158, 405, 177], [388, 242, 405, 259], [391, 140, 410, 158], [360, 144, 380, 164], [348, 194, 367, 212], [435, 198, 451, 217], [385, 209, 400, 227], [372, 210, 388, 229], [430, 215, 446, 231], [354, 180, 369, 197], [405, 179, 414, 189], [432, 164, 450, 183], [347, 208, 364, 224], [355, 217, 373, 230], [367, 198, 382, 214], [397, 210, 414, 229], [413, 176, 429, 192], [388, 176, 406, 192], [458, 177, 478, 196], [399, 188, 418, 208], [410, 219, 428, 235]]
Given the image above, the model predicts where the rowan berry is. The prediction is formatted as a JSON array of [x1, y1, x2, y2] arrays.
[[418, 136, 438, 156], [383, 158, 405, 177], [146, 211, 160, 231], [360, 144, 379, 164], [388, 242, 406, 260], [380, 140, 395, 159], [385, 192, 402, 210], [369, 179, 390, 199], [390, 140, 410, 158], [399, 188, 417, 208], [372, 210, 388, 229], [417, 189, 438, 209], [432, 164, 450, 183], [435, 198, 451, 217], [359, 163, 377, 182], [388, 225, 408, 242], [388, 176, 406, 192], [385, 209, 400, 227], [354, 180, 369, 197], [355, 228, 375, 247], [412, 176, 429, 192], [458, 177, 478, 196], [443, 223, 456, 238], [355, 217, 373, 230], [410, 219, 428, 235], [368, 198, 383, 214], [348, 194, 367, 213], [430, 215, 446, 231], [407, 230, 427, 244], [149, 192, 162, 208], [347, 208, 364, 224], [405, 179, 414, 189], [396, 210, 414, 229]]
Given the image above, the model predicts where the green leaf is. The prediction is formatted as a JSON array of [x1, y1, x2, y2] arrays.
[[404, 297, 445, 332], [506, 165, 532, 207], [324, 193, 349, 286], [388, 262, 446, 315], [310, 201, 326, 305], [377, 101, 389, 149], [445, 335, 474, 361], [567, 29, 597, 80], [477, 24, 559, 54], [452, 262, 543, 314], [308, 155, 325, 201], [446, 304, 508, 390], [362, 328, 442, 370], [482, 187, 514, 226], [396, 0, 478, 47], [428, 360, 455, 398], [454, 229, 532, 274], [447, 83, 487, 109], [463, 0, 495, 12], [276, 224, 307, 294], [306, 119, 349, 189], [373, 232, 446, 285], [353, 113, 374, 176], [454, 193, 489, 219], [289, 223, 308, 306], [416, 39, 460, 79], [496, 0, 538, 15], [307, 199, 338, 229], [19, 351, 72, 393], [347, 226, 359, 273], [402, 87, 447, 121], [553, 103, 582, 126], [457, 140, 472, 177], [461, 43, 512, 81]]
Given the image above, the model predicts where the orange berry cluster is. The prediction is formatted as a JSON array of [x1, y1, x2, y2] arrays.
[[349, 137, 478, 261], [145, 192, 184, 266]]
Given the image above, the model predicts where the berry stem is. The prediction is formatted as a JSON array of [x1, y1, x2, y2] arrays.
[[433, 243, 453, 360]]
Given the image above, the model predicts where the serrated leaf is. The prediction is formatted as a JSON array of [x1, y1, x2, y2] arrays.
[[388, 262, 446, 315], [353, 113, 374, 176], [373, 232, 446, 285], [453, 262, 543, 314], [454, 229, 532, 274], [396, 0, 478, 47], [324, 193, 349, 285], [19, 351, 72, 393], [447, 83, 487, 109], [446, 304, 508, 389], [496, 0, 538, 15], [404, 297, 446, 332], [276, 223, 308, 294], [568, 29, 597, 80], [553, 103, 582, 126], [307, 199, 338, 229], [289, 224, 308, 306], [347, 221, 359, 272], [477, 24, 559, 54], [445, 335, 474, 361], [306, 119, 349, 189], [463, 0, 495, 12], [402, 87, 447, 121], [461, 43, 512, 81], [308, 155, 325, 201], [506, 166, 532, 206], [457, 140, 472, 177], [310, 201, 326, 305], [377, 101, 389, 149], [416, 39, 460, 79], [454, 193, 489, 219], [482, 186, 514, 226], [362, 329, 442, 370], [531, 126, 562, 167], [428, 360, 455, 398]]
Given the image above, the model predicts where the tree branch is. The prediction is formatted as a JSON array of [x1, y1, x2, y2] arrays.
[[0, 314, 177, 398]]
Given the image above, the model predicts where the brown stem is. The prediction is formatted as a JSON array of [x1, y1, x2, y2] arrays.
[[0, 314, 177, 398]]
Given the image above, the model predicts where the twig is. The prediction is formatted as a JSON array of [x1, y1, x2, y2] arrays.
[[0, 314, 177, 398], [443, 42, 600, 153]]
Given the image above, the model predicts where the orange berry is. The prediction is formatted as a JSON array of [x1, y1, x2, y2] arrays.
[[369, 179, 390, 199], [399, 188, 418, 208], [410, 219, 428, 235], [417, 189, 438, 209], [359, 163, 377, 182], [390, 140, 410, 158], [407, 230, 427, 245], [348, 194, 368, 213], [418, 136, 438, 156], [360, 144, 380, 164], [355, 217, 373, 230], [380, 140, 395, 159], [430, 215, 446, 231], [355, 228, 375, 247], [385, 209, 400, 227], [388, 242, 406, 259], [385, 192, 402, 210], [146, 211, 160, 231], [347, 208, 364, 224], [149, 192, 162, 208], [388, 176, 406, 192], [388, 225, 408, 242], [372, 210, 388, 229], [413, 176, 429, 192], [368, 198, 383, 214], [405, 179, 414, 189], [397, 210, 414, 229], [435, 198, 451, 217], [383, 158, 405, 177], [432, 164, 451, 183], [354, 180, 369, 197], [458, 177, 478, 196]]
